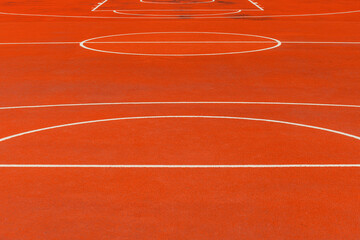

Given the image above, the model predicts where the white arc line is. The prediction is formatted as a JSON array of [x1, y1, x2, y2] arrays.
[[1, 115, 359, 168], [1, 101, 360, 110], [0, 164, 358, 168], [1, 115, 360, 142], [113, 9, 241, 16]]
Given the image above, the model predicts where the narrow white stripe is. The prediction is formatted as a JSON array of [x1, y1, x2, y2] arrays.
[[0, 41, 360, 45], [1, 101, 360, 110], [0, 164, 358, 168], [247, 0, 264, 11], [92, 0, 108, 11]]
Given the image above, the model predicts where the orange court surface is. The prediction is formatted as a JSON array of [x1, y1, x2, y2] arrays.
[[0, 0, 360, 239]]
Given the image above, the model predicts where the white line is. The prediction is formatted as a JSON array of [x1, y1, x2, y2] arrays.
[[1, 101, 360, 110], [113, 9, 241, 16], [1, 115, 360, 143], [1, 9, 360, 19], [1, 41, 360, 45], [1, 114, 359, 168], [0, 164, 358, 168], [247, 0, 263, 11], [284, 41, 360, 44], [0, 42, 79, 45], [92, 0, 109, 11]]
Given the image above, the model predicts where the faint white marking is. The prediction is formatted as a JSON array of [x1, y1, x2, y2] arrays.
[[1, 101, 360, 110], [0, 164, 358, 168]]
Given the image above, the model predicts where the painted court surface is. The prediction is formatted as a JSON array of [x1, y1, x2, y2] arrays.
[[0, 0, 360, 239]]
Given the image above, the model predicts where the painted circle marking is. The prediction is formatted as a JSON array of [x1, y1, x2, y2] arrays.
[[79, 32, 282, 56]]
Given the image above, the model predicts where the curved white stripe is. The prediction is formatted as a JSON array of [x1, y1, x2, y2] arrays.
[[1, 115, 360, 143], [113, 9, 241, 16], [1, 101, 360, 110]]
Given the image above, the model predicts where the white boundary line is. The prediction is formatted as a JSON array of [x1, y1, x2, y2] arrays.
[[1, 101, 360, 110], [1, 6, 359, 19], [0, 115, 359, 168], [79, 32, 282, 56], [1, 10, 359, 19], [1, 41, 360, 45], [0, 164, 358, 168]]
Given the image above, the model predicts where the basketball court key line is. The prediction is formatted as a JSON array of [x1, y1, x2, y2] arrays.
[[1, 115, 359, 168]]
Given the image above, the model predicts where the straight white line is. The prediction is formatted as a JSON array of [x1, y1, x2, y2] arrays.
[[284, 41, 360, 44], [1, 101, 360, 110], [2, 8, 360, 19], [0, 164, 358, 168], [92, 0, 109, 11], [0, 42, 79, 45], [247, 0, 263, 11], [0, 41, 360, 45]]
